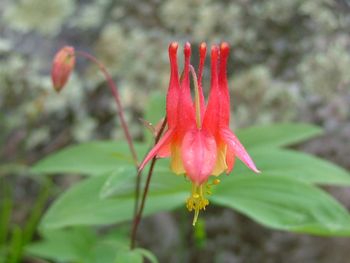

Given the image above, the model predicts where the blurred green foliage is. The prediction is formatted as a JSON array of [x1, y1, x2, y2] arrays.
[[29, 122, 350, 263], [0, 178, 50, 263]]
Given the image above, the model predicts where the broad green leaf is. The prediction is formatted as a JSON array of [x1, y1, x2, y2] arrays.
[[100, 166, 140, 199], [144, 91, 166, 125], [40, 168, 188, 229], [25, 227, 97, 262], [143, 92, 166, 143], [115, 249, 143, 263], [232, 149, 350, 186], [25, 227, 129, 263], [31, 141, 147, 176], [134, 248, 158, 263], [211, 175, 350, 236], [100, 162, 187, 199], [236, 123, 323, 149]]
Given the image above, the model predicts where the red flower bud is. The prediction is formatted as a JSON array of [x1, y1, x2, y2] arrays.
[[51, 46, 75, 92]]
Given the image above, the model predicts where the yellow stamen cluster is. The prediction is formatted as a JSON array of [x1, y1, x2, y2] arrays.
[[186, 179, 221, 226]]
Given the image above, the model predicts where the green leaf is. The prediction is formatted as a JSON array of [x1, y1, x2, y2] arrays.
[[25, 227, 97, 262], [236, 123, 323, 149], [100, 167, 139, 199], [25, 227, 130, 263], [143, 92, 166, 143], [8, 225, 23, 263], [232, 149, 350, 186], [100, 161, 187, 199], [211, 175, 350, 236], [31, 141, 147, 176], [0, 248, 6, 263], [23, 180, 51, 245], [115, 249, 143, 263], [134, 248, 158, 263], [144, 92, 166, 125], [0, 181, 12, 246], [39, 168, 188, 229]]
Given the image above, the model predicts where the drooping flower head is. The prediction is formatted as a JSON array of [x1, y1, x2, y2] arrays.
[[51, 46, 75, 92], [140, 42, 260, 225]]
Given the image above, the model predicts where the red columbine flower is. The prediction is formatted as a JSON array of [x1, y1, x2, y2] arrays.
[[51, 46, 75, 92], [140, 42, 260, 225]]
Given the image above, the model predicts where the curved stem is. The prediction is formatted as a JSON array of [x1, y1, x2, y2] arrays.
[[130, 116, 167, 249], [76, 51, 139, 166]]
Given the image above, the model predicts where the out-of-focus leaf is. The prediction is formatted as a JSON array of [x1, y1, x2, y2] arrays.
[[25, 227, 97, 262], [27, 227, 147, 263], [26, 227, 130, 263], [232, 149, 350, 186], [31, 141, 147, 176], [144, 91, 166, 125], [114, 249, 143, 263], [100, 161, 186, 199], [211, 175, 350, 236], [143, 91, 166, 142], [134, 248, 159, 263], [39, 168, 188, 229], [8, 225, 23, 263], [23, 180, 51, 245], [236, 123, 323, 149], [0, 182, 12, 246]]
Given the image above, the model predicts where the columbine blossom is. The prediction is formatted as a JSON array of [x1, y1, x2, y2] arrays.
[[140, 42, 260, 225]]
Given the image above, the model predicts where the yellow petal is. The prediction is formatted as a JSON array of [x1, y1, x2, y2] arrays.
[[170, 144, 186, 174], [211, 144, 227, 176]]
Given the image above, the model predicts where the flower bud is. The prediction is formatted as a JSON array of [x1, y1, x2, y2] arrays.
[[51, 46, 75, 92]]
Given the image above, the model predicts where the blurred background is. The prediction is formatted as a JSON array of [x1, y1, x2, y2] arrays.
[[0, 0, 350, 262]]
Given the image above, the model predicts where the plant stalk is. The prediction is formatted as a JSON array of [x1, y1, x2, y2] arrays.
[[130, 117, 167, 249]]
